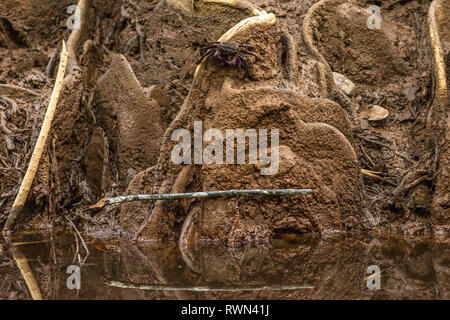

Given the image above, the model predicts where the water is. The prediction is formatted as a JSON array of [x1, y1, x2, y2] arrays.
[[0, 231, 448, 299]]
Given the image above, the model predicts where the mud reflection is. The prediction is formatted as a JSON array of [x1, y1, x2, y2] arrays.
[[0, 232, 448, 299]]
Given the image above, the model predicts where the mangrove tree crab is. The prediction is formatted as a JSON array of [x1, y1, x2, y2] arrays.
[[198, 41, 257, 75]]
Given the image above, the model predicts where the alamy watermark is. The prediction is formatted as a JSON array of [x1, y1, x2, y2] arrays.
[[171, 121, 279, 175], [67, 5, 81, 30], [366, 265, 381, 290], [366, 5, 382, 30], [66, 265, 81, 290]]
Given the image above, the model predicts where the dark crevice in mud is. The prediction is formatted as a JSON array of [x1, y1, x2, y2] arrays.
[[0, 18, 28, 48], [272, 229, 310, 239]]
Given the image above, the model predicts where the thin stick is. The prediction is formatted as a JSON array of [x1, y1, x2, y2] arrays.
[[360, 145, 375, 168], [357, 135, 411, 162], [45, 51, 58, 78], [89, 189, 314, 210], [3, 42, 68, 232], [64, 215, 89, 264], [11, 240, 51, 246], [73, 231, 81, 264], [361, 169, 397, 187], [0, 84, 40, 97]]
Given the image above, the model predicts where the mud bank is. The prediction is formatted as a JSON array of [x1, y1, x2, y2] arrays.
[[0, 0, 448, 244]]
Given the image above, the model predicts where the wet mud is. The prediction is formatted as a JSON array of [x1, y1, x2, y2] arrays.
[[0, 1, 449, 246]]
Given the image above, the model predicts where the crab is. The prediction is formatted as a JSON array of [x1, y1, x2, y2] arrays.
[[197, 41, 257, 76]]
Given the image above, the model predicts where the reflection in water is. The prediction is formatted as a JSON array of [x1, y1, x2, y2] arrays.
[[0, 232, 448, 300], [5, 239, 43, 300]]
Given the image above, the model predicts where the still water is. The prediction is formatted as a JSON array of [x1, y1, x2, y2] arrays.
[[0, 231, 448, 300]]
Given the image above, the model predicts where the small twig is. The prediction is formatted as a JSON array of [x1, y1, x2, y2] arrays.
[[45, 51, 58, 78], [404, 174, 435, 192], [407, 102, 417, 119], [357, 135, 411, 162], [0, 261, 14, 267], [64, 215, 89, 264], [357, 135, 391, 149], [0, 153, 9, 168], [361, 169, 397, 187], [0, 84, 39, 97], [11, 240, 51, 246], [413, 12, 421, 31], [390, 169, 431, 201], [0, 111, 15, 150], [136, 23, 146, 65], [49, 233, 57, 266], [89, 189, 314, 210], [0, 191, 15, 199], [360, 145, 375, 168], [72, 231, 81, 264], [1, 96, 18, 115]]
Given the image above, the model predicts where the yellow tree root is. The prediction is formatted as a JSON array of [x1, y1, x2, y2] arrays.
[[3, 41, 68, 232]]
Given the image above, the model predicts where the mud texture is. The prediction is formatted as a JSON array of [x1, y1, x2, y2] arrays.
[[0, 0, 448, 244]]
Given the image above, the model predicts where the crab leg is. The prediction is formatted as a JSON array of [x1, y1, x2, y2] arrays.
[[237, 55, 249, 76], [200, 45, 218, 54], [240, 49, 257, 57], [234, 57, 241, 68], [197, 49, 215, 64], [213, 49, 221, 60]]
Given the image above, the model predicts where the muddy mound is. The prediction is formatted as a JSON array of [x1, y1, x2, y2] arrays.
[[298, 0, 449, 236], [312, 1, 410, 85], [116, 13, 364, 244], [94, 54, 164, 185]]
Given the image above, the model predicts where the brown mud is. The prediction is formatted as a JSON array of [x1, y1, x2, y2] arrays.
[[0, 0, 448, 244]]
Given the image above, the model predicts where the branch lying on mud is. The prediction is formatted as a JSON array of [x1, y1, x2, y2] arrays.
[[3, 42, 68, 233], [105, 279, 314, 292], [89, 189, 314, 210]]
